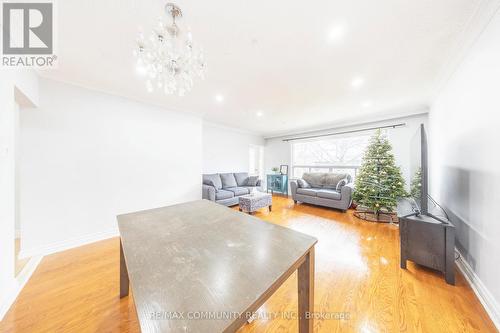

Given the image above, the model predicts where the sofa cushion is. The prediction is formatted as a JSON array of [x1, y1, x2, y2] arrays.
[[226, 187, 250, 196], [203, 173, 222, 190], [220, 173, 238, 188], [234, 172, 249, 186], [246, 176, 259, 186], [317, 189, 341, 200], [215, 189, 234, 200], [297, 188, 319, 196], [302, 172, 351, 189], [323, 173, 350, 189], [297, 179, 311, 188], [302, 173, 325, 188]]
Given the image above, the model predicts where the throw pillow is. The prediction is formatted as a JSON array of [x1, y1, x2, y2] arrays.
[[336, 178, 348, 191], [297, 179, 311, 188], [220, 173, 238, 188], [246, 176, 259, 186]]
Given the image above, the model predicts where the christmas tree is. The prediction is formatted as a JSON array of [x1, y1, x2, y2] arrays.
[[353, 130, 407, 216], [410, 167, 422, 200]]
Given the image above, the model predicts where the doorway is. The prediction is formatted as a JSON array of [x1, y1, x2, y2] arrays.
[[249, 144, 264, 181], [13, 101, 30, 277]]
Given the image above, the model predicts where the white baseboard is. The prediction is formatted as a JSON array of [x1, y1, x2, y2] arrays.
[[18, 228, 118, 259], [456, 249, 500, 330], [0, 256, 42, 321]]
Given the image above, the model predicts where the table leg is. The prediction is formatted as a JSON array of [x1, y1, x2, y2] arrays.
[[298, 247, 314, 333], [120, 239, 129, 298], [269, 205, 272, 212]]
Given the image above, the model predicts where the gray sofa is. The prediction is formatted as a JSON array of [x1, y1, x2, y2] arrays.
[[290, 172, 354, 212], [202, 172, 262, 206]]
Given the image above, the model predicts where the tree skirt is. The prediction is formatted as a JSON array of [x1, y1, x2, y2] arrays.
[[353, 209, 399, 224]]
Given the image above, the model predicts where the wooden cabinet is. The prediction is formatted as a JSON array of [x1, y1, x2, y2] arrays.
[[399, 214, 455, 285], [266, 174, 288, 196]]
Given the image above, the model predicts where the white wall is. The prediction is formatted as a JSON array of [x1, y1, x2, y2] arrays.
[[264, 113, 428, 191], [202, 122, 264, 174], [19, 79, 203, 257], [0, 69, 39, 319], [429, 8, 500, 326]]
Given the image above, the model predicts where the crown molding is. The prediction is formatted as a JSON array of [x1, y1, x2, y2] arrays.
[[431, 0, 500, 102]]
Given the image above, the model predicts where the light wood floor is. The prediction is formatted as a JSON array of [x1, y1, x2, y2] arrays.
[[15, 238, 30, 277], [0, 196, 497, 332]]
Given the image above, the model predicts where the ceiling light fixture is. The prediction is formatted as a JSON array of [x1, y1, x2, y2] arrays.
[[328, 24, 345, 43], [133, 3, 206, 96], [215, 94, 224, 103], [362, 101, 372, 108], [256, 111, 264, 117], [351, 77, 365, 88]]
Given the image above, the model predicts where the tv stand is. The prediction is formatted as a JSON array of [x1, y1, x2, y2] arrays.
[[398, 213, 455, 285]]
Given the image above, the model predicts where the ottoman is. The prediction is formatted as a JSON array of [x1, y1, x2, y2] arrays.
[[238, 192, 272, 214]]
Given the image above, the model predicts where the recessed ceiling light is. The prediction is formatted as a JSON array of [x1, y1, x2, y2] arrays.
[[351, 77, 365, 89], [362, 101, 372, 108], [256, 111, 264, 117], [328, 24, 345, 43], [215, 94, 224, 103]]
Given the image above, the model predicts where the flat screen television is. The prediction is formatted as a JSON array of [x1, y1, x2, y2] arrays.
[[403, 124, 448, 223]]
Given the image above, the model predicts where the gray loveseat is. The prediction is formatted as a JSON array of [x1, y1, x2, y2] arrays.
[[202, 172, 262, 206], [290, 172, 354, 212]]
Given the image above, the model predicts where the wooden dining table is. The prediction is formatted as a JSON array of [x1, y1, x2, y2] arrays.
[[118, 199, 317, 332]]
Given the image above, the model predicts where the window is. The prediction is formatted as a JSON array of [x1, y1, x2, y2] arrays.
[[291, 133, 373, 180]]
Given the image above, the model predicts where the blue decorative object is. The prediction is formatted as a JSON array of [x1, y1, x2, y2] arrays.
[[266, 174, 288, 196]]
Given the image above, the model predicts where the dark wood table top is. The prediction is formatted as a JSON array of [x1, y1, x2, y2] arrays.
[[117, 199, 317, 332]]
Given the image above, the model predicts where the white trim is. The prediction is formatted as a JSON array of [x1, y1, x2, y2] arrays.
[[18, 228, 118, 259], [456, 248, 500, 330], [431, 0, 500, 102], [1, 229, 118, 320], [203, 120, 264, 137], [264, 110, 428, 140], [36, 76, 203, 120], [0, 256, 42, 321]]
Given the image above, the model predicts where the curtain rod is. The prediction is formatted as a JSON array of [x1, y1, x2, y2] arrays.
[[282, 123, 406, 142]]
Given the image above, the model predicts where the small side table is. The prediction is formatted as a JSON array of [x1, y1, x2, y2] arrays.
[[266, 174, 288, 196]]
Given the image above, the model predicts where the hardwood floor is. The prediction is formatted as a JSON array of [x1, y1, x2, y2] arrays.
[[0, 196, 496, 333], [15, 238, 30, 277]]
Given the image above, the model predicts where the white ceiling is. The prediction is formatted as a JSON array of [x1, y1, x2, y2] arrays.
[[39, 0, 485, 136]]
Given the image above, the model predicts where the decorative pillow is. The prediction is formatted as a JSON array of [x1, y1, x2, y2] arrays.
[[297, 179, 311, 188], [336, 178, 348, 191], [202, 174, 222, 190], [302, 173, 325, 187], [220, 173, 238, 188], [246, 176, 259, 186], [234, 172, 249, 186], [324, 173, 350, 189]]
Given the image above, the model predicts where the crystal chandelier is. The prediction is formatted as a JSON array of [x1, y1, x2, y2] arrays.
[[133, 3, 206, 96]]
